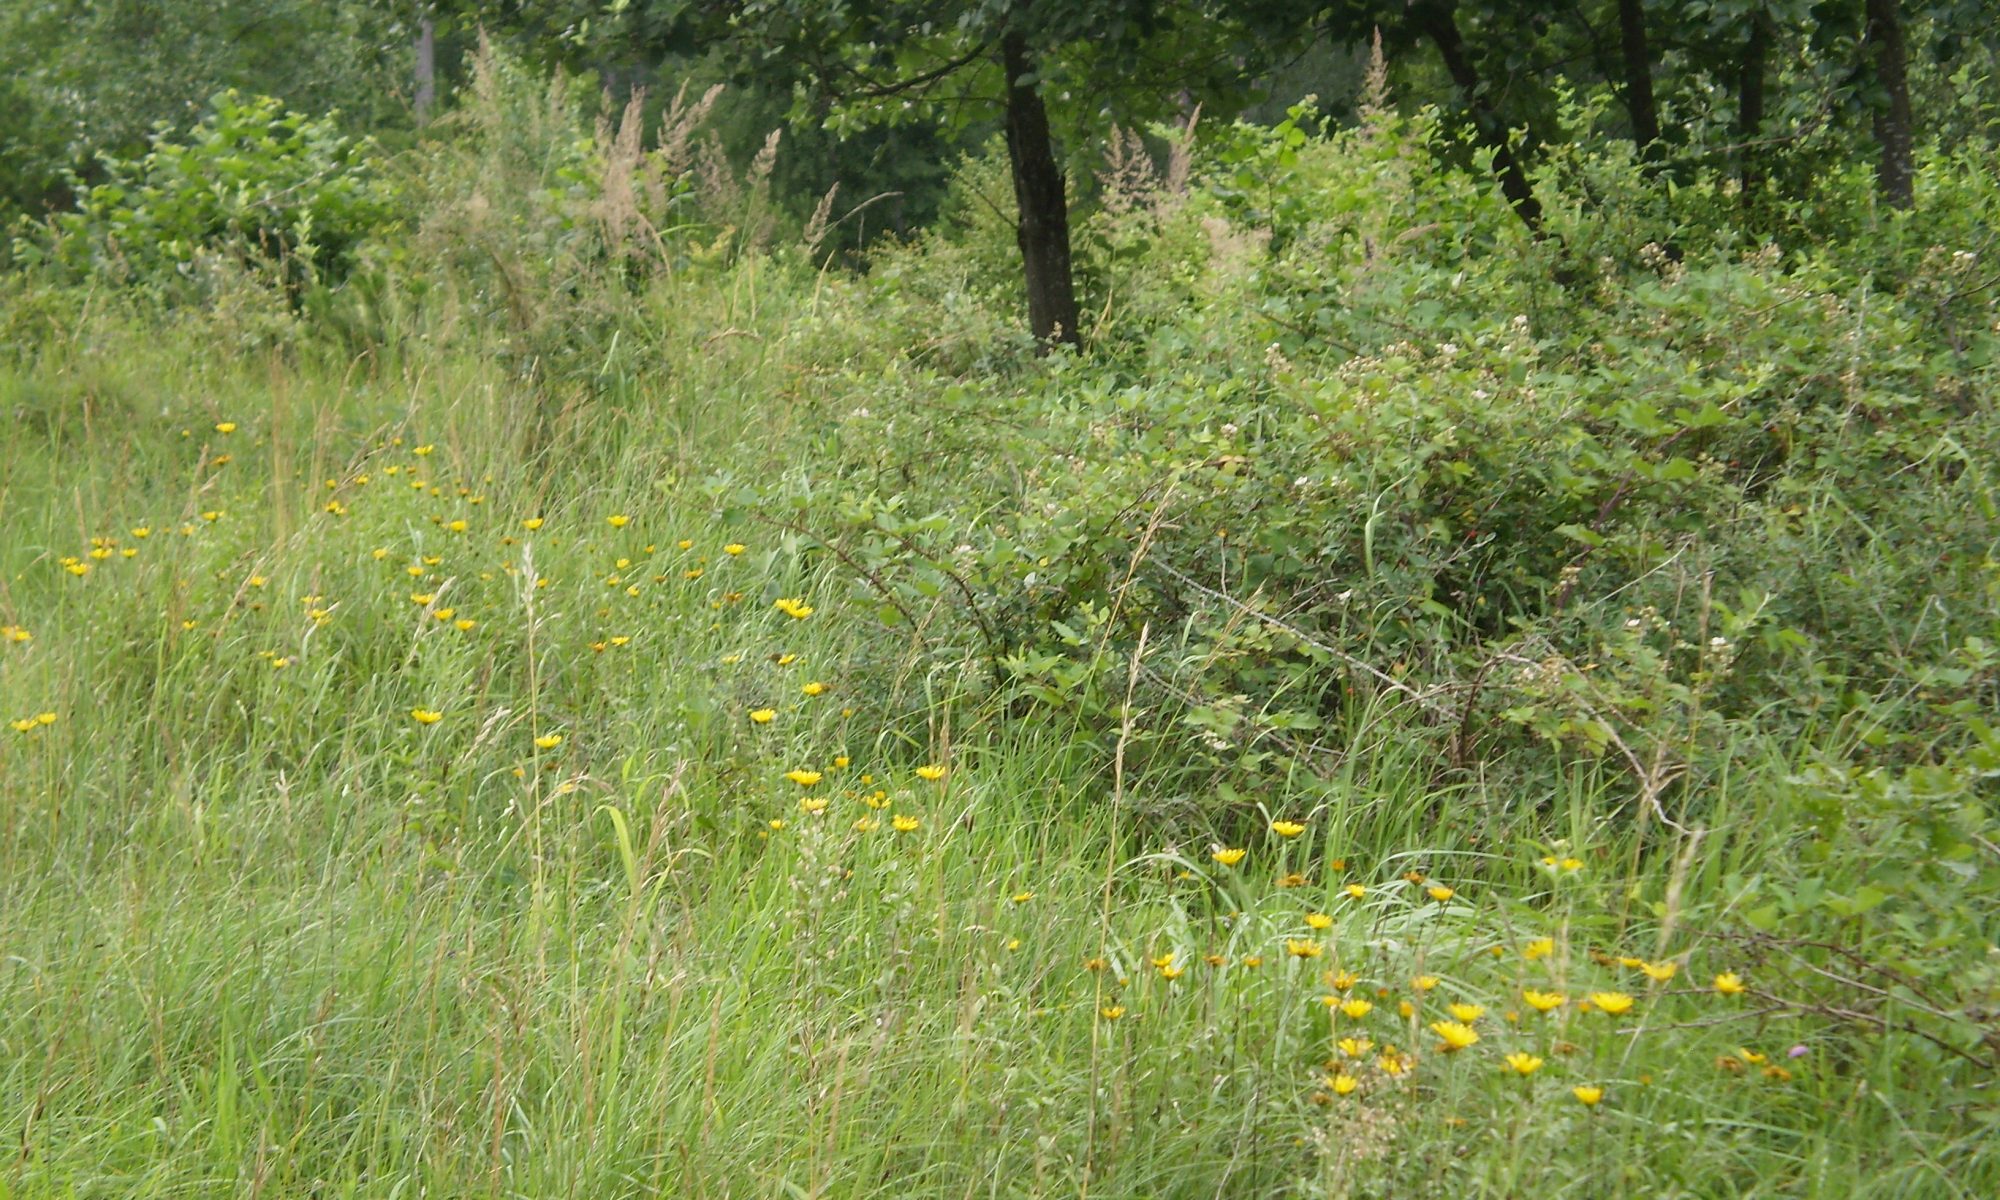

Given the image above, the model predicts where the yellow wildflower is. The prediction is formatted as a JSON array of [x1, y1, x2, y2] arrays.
[[1572, 1086, 1604, 1106], [1338, 1036, 1373, 1058], [1212, 847, 1246, 866], [800, 797, 829, 814], [724, 543, 745, 555], [1271, 820, 1306, 837], [1099, 1005, 1125, 1021], [1343, 883, 1366, 900], [1330, 1073, 1359, 1096], [1285, 939, 1322, 959], [1412, 975, 1440, 992], [915, 764, 947, 782], [534, 734, 563, 750], [1503, 1052, 1544, 1076], [785, 769, 824, 787], [607, 514, 629, 528], [1523, 937, 1555, 961], [523, 517, 545, 530], [774, 597, 815, 619], [1427, 885, 1455, 902], [215, 422, 237, 434], [802, 681, 827, 696], [1589, 991, 1635, 1016], [1305, 912, 1333, 931], [891, 814, 921, 832], [1338, 998, 1373, 1020], [1714, 972, 1746, 996], [410, 708, 443, 725], [1640, 960, 1678, 983], [1446, 1003, 1485, 1023], [1523, 989, 1566, 1013], [1430, 1021, 1479, 1052], [749, 708, 776, 724]]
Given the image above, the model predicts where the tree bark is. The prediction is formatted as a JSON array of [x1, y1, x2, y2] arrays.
[[1408, 1, 1542, 230], [1737, 12, 1768, 203], [1864, 0, 1914, 209], [1617, 0, 1661, 155], [1000, 32, 1080, 350], [414, 13, 436, 125]]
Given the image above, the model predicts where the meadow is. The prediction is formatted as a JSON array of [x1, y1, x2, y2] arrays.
[[4, 55, 2000, 1198]]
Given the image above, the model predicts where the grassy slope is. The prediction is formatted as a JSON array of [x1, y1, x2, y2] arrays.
[[1, 252, 1994, 1200]]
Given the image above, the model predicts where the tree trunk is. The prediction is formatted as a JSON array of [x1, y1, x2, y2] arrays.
[[1737, 12, 1768, 203], [1409, 2, 1542, 230], [414, 13, 436, 125], [1864, 0, 1914, 209], [1000, 32, 1080, 350], [1617, 0, 1661, 155]]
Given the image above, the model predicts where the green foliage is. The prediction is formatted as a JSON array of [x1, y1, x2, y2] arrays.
[[15, 91, 397, 296]]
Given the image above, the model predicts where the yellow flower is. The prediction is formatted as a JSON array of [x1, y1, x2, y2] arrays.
[[1427, 885, 1455, 902], [1412, 975, 1440, 992], [1523, 937, 1555, 961], [410, 593, 434, 605], [410, 708, 443, 725], [1271, 820, 1306, 838], [1285, 939, 1322, 959], [1338, 998, 1374, 1020], [768, 819, 785, 831], [131, 527, 152, 539], [215, 421, 237, 434], [1337, 1036, 1373, 1058], [1304, 912, 1333, 931], [1343, 883, 1366, 900], [534, 734, 563, 750], [832, 755, 850, 769], [1330, 1073, 1359, 1096], [1523, 989, 1566, 1013], [1446, 1003, 1485, 1023], [802, 681, 827, 696], [433, 608, 456, 621], [775, 653, 798, 666], [1503, 1051, 1544, 1076], [523, 517, 544, 530], [915, 764, 946, 782], [786, 769, 824, 787], [1589, 991, 1635, 1016], [1099, 1005, 1125, 1021], [607, 514, 629, 528], [1204, 954, 1227, 967], [1572, 1085, 1604, 1106], [724, 543, 746, 555], [1736, 1048, 1768, 1065], [1275, 872, 1308, 888], [1714, 972, 1746, 996], [413, 444, 434, 456], [10, 718, 36, 734], [1617, 956, 1645, 969], [1640, 960, 1679, 983], [749, 708, 776, 724], [1011, 891, 1034, 904], [1430, 1021, 1479, 1052], [774, 597, 815, 619], [676, 539, 693, 550], [851, 817, 879, 832], [1379, 1052, 1413, 1077], [456, 619, 477, 631], [1159, 964, 1185, 980], [800, 797, 829, 814], [891, 814, 921, 832], [863, 791, 891, 809], [1212, 847, 1246, 866]]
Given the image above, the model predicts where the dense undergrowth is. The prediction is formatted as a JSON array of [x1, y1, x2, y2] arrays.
[[3, 51, 1998, 1197]]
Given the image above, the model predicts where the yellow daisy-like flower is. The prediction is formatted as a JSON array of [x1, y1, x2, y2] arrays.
[[1011, 891, 1034, 904], [534, 734, 563, 750], [1412, 975, 1441, 992], [410, 708, 443, 725], [215, 422, 237, 434], [1430, 1021, 1480, 1052], [749, 708, 776, 724], [724, 543, 746, 555], [1343, 883, 1367, 900], [1379, 1052, 1413, 1078], [891, 814, 921, 832], [1714, 972, 1746, 996], [447, 519, 468, 533], [1305, 912, 1333, 931], [1572, 1085, 1604, 1106], [1503, 1052, 1544, 1077], [1159, 964, 1185, 981], [413, 444, 434, 457], [802, 681, 827, 697], [774, 653, 798, 666], [1427, 885, 1455, 902], [915, 764, 946, 782], [1639, 960, 1678, 983], [10, 718, 36, 734], [456, 619, 477, 631], [1589, 991, 1635, 1016], [1270, 820, 1306, 837], [607, 514, 629, 528], [799, 797, 829, 814], [1330, 1073, 1359, 1096], [774, 597, 815, 619], [832, 755, 850, 769], [1285, 939, 1322, 959], [523, 517, 545, 530], [1241, 955, 1263, 968], [767, 819, 785, 831], [1099, 1005, 1125, 1021], [1337, 1036, 1373, 1058], [851, 817, 879, 832], [785, 769, 824, 787], [1522, 989, 1566, 1013], [1338, 998, 1373, 1020], [1275, 872, 1308, 888], [1212, 847, 1247, 866], [1523, 937, 1555, 961], [1446, 1003, 1485, 1023]]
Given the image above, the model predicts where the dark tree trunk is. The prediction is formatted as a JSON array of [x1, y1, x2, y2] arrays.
[[1864, 0, 1915, 209], [1737, 13, 1768, 203], [1408, 1, 1542, 230], [1000, 32, 1080, 350], [1617, 0, 1661, 155]]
